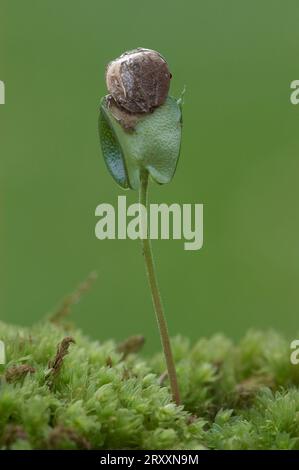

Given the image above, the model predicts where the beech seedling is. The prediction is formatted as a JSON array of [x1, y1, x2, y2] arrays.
[[98, 48, 182, 404]]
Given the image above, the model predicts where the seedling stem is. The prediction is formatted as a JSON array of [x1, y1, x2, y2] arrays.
[[139, 169, 180, 405]]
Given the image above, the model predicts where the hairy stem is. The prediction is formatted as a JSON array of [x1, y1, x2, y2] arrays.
[[139, 169, 180, 405]]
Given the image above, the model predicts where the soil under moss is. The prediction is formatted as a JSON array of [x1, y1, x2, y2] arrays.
[[0, 320, 299, 450]]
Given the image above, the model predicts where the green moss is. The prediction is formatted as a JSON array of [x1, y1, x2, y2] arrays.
[[0, 321, 298, 450]]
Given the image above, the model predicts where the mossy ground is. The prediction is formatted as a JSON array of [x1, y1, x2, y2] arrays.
[[0, 320, 299, 450]]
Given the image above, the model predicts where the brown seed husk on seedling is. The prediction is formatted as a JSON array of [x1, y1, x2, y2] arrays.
[[106, 48, 171, 114]]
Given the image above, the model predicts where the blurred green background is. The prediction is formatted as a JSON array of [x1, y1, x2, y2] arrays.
[[1, 0, 299, 353]]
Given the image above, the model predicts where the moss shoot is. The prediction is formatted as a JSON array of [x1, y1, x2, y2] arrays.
[[0, 321, 299, 450]]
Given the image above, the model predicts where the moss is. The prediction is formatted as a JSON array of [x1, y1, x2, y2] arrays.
[[0, 321, 298, 450]]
